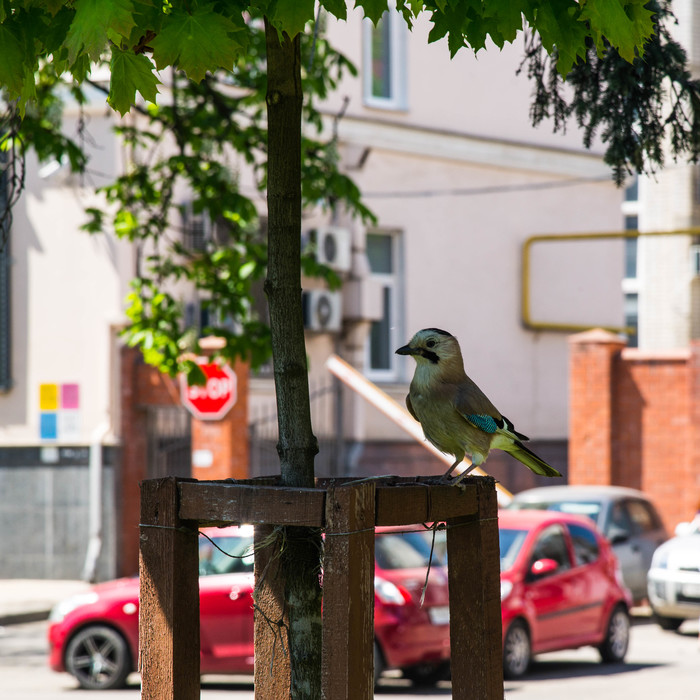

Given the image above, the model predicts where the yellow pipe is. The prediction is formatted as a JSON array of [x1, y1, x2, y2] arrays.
[[521, 228, 700, 334]]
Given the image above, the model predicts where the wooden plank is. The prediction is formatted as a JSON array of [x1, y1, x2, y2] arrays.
[[322, 482, 375, 700], [139, 477, 200, 700], [375, 483, 428, 525], [178, 481, 325, 526], [446, 477, 503, 700], [375, 479, 478, 525], [254, 524, 291, 699]]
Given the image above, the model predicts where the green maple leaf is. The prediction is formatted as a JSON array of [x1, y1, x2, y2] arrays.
[[493, 0, 531, 43], [534, 1, 588, 76], [580, 0, 654, 62], [108, 48, 159, 115], [357, 0, 390, 25], [269, 0, 315, 37], [320, 0, 348, 22], [65, 0, 137, 62], [0, 24, 25, 96], [150, 5, 245, 82]]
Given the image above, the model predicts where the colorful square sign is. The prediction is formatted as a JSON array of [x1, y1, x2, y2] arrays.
[[39, 383, 81, 441]]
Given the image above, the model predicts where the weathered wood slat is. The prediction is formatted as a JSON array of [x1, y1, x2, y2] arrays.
[[446, 478, 503, 700], [139, 477, 200, 700], [322, 482, 376, 699], [253, 524, 291, 699], [178, 481, 325, 526]]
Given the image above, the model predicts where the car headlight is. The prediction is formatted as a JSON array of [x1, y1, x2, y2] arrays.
[[374, 577, 409, 605], [651, 548, 669, 570], [49, 592, 99, 623], [500, 580, 513, 601]]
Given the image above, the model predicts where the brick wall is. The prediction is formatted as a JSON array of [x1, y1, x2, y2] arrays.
[[569, 330, 700, 531], [119, 346, 249, 576]]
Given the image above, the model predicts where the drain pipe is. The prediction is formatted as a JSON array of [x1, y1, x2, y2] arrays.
[[82, 422, 110, 583]]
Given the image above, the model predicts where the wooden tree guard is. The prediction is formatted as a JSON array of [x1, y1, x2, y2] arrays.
[[139, 475, 503, 699]]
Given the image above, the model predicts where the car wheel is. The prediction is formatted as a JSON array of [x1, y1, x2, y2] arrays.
[[654, 614, 684, 631], [598, 605, 630, 663], [402, 660, 450, 686], [373, 641, 384, 687], [503, 619, 531, 679], [65, 625, 132, 690]]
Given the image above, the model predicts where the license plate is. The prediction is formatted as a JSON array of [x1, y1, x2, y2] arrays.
[[429, 606, 450, 625], [681, 583, 700, 599]]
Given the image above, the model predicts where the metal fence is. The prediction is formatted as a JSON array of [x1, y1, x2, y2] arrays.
[[249, 381, 344, 478]]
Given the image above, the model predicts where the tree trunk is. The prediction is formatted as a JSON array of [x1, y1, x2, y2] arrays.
[[263, 19, 322, 699]]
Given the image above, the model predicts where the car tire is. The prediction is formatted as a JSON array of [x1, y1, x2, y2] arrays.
[[598, 605, 630, 663], [65, 624, 132, 690], [503, 619, 531, 679], [654, 614, 684, 631], [402, 660, 450, 686], [373, 641, 384, 687]]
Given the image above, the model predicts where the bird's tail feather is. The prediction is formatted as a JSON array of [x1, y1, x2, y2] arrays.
[[507, 441, 561, 477]]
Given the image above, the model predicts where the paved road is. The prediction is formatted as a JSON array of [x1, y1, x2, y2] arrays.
[[0, 615, 697, 699]]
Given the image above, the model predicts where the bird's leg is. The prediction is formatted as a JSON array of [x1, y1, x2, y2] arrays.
[[440, 458, 462, 482], [449, 463, 477, 486]]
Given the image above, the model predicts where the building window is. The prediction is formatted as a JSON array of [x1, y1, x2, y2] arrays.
[[362, 5, 407, 110], [366, 231, 402, 381], [622, 178, 638, 347]]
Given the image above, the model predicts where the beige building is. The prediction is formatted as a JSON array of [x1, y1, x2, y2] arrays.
[[0, 5, 650, 576]]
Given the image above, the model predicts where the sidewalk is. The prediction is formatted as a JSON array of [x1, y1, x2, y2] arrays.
[[0, 579, 91, 626]]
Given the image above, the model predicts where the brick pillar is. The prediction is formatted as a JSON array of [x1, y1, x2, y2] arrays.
[[189, 338, 250, 481], [689, 340, 700, 518], [568, 329, 626, 485]]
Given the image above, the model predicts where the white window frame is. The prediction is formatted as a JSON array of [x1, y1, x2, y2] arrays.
[[365, 230, 403, 383], [362, 4, 408, 111]]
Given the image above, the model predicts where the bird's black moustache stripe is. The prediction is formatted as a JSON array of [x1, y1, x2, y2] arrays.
[[420, 348, 440, 364]]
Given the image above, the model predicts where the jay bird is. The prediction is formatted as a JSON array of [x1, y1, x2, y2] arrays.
[[396, 328, 561, 485]]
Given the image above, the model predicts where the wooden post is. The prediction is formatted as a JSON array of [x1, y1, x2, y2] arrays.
[[254, 524, 291, 699], [446, 477, 502, 700], [322, 482, 375, 699], [139, 477, 200, 700]]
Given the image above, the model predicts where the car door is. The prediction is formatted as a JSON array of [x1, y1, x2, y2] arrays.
[[606, 500, 647, 600], [199, 572, 255, 673], [524, 525, 579, 649]]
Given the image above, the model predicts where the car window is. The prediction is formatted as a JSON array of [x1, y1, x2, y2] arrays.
[[499, 528, 528, 571], [530, 526, 571, 572], [625, 499, 662, 534], [375, 531, 440, 570], [199, 534, 255, 576], [568, 523, 600, 566], [512, 500, 602, 526]]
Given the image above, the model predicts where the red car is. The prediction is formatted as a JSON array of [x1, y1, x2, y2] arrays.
[[499, 509, 632, 678], [48, 525, 450, 690]]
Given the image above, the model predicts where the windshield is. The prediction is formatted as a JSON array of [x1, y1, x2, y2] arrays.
[[512, 500, 602, 524], [499, 528, 528, 571], [199, 534, 254, 576], [375, 530, 444, 570]]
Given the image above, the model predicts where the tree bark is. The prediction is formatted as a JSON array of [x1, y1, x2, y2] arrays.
[[263, 20, 322, 699]]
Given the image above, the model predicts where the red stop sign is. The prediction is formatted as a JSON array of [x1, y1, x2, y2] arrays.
[[180, 361, 237, 420]]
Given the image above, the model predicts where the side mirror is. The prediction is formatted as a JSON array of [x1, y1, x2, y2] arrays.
[[530, 558, 559, 578], [608, 527, 630, 545]]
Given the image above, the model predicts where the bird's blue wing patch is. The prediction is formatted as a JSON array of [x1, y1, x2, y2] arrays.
[[466, 414, 499, 434]]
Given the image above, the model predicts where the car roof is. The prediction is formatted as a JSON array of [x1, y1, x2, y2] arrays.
[[498, 508, 597, 531], [510, 484, 651, 504]]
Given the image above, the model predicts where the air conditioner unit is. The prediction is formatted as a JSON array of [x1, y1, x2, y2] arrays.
[[309, 227, 352, 272], [302, 290, 342, 332]]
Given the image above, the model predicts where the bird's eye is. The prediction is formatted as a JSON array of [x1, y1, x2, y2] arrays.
[[426, 339, 436, 348]]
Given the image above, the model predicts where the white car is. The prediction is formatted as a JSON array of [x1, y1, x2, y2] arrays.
[[647, 523, 700, 630]]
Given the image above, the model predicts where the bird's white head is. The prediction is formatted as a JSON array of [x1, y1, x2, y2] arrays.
[[395, 328, 464, 370]]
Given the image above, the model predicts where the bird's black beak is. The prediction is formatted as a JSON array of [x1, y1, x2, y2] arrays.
[[395, 344, 415, 356]]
